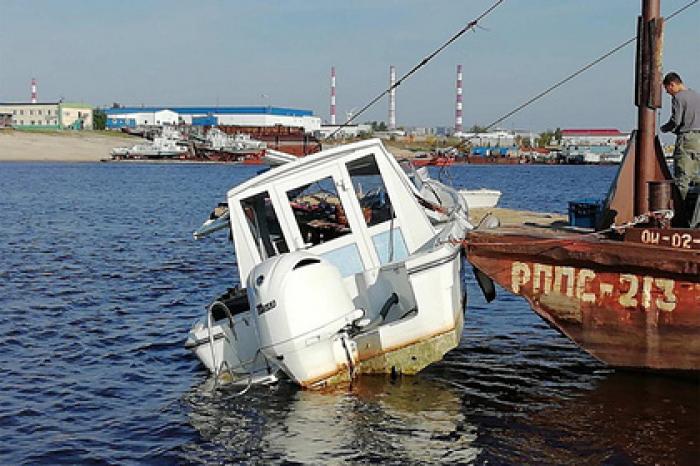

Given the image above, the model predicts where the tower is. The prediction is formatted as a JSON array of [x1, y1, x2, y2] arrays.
[[388, 65, 396, 130], [31, 78, 37, 104], [330, 66, 336, 125], [455, 65, 463, 134]]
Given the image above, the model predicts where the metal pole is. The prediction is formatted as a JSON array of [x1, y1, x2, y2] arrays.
[[635, 0, 661, 215], [389, 65, 396, 130], [330, 66, 336, 126], [455, 65, 463, 134]]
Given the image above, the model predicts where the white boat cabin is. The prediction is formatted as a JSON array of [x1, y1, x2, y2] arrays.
[[228, 139, 437, 287]]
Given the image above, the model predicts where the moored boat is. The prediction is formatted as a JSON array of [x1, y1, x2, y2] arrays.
[[464, 224, 700, 372], [110, 131, 189, 160], [193, 128, 267, 161], [463, 0, 700, 374], [458, 188, 502, 209]]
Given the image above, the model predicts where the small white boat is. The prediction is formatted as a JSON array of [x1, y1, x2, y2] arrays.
[[458, 188, 502, 209], [186, 139, 477, 388], [402, 164, 501, 210]]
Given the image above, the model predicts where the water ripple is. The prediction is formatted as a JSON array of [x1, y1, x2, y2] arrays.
[[0, 163, 696, 465]]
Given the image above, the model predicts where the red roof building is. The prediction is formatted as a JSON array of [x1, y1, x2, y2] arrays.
[[561, 128, 626, 137]]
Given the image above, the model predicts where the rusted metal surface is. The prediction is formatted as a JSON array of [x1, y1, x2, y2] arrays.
[[601, 134, 676, 228], [464, 227, 700, 371], [624, 227, 700, 250], [634, 0, 663, 216], [193, 148, 265, 163], [648, 180, 673, 211]]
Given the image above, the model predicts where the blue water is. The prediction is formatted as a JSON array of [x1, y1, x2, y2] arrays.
[[1, 162, 697, 465]]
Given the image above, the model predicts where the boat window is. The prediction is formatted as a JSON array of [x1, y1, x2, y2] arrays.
[[347, 154, 395, 227], [240, 191, 289, 259], [287, 176, 351, 247]]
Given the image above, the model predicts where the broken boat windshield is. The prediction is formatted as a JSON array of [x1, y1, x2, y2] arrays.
[[347, 154, 395, 228], [240, 190, 289, 259]]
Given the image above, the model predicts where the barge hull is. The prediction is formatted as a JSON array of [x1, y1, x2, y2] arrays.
[[465, 229, 700, 372]]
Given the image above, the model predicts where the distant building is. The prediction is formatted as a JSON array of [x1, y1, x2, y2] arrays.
[[434, 126, 452, 137], [560, 128, 629, 146], [0, 113, 12, 128], [405, 127, 436, 137], [104, 106, 321, 133], [457, 130, 516, 147], [402, 126, 453, 138], [559, 128, 630, 164], [317, 124, 372, 139], [0, 102, 93, 129]]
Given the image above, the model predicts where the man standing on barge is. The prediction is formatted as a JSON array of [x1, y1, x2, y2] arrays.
[[660, 72, 700, 225]]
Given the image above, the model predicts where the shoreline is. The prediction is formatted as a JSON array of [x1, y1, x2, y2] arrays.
[[0, 130, 139, 163], [1, 130, 617, 166]]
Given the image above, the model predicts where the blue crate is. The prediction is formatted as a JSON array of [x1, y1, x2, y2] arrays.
[[568, 198, 604, 228]]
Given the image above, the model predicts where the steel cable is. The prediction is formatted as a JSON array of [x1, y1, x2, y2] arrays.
[[484, 0, 699, 130], [325, 0, 506, 140]]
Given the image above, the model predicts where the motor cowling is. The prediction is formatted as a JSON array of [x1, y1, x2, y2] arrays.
[[247, 251, 361, 387]]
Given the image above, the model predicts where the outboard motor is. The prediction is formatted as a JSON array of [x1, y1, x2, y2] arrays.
[[247, 251, 363, 387]]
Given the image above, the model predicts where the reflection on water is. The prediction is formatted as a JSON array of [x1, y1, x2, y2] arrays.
[[184, 375, 479, 464], [184, 366, 699, 465], [183, 363, 699, 465], [521, 373, 700, 465]]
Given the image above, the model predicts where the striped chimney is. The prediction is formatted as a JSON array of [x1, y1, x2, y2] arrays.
[[330, 66, 336, 125], [455, 65, 463, 133], [31, 78, 37, 104], [389, 65, 396, 130]]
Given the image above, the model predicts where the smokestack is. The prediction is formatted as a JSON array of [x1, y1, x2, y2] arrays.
[[389, 65, 396, 130], [330, 66, 336, 125], [455, 65, 463, 134], [31, 78, 37, 104]]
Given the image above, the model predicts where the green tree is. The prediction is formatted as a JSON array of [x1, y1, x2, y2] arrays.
[[469, 124, 488, 133], [93, 108, 107, 130], [368, 121, 388, 132], [515, 135, 531, 149], [536, 130, 555, 147]]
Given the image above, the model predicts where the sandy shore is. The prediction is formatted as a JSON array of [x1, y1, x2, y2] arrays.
[[0, 131, 420, 163], [0, 130, 139, 162], [469, 207, 566, 226]]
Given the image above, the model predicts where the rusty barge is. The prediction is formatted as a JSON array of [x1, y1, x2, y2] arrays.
[[464, 0, 699, 374]]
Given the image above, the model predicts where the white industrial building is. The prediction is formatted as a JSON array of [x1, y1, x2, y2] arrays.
[[456, 129, 516, 147], [105, 106, 321, 133], [560, 128, 630, 146], [317, 124, 372, 139]]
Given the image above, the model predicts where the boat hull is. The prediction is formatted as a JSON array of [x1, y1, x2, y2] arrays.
[[464, 228, 700, 372], [355, 246, 465, 376]]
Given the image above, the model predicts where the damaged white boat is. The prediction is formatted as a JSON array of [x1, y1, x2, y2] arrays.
[[185, 139, 474, 388]]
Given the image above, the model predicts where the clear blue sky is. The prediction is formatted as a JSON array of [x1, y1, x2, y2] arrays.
[[0, 0, 697, 132]]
